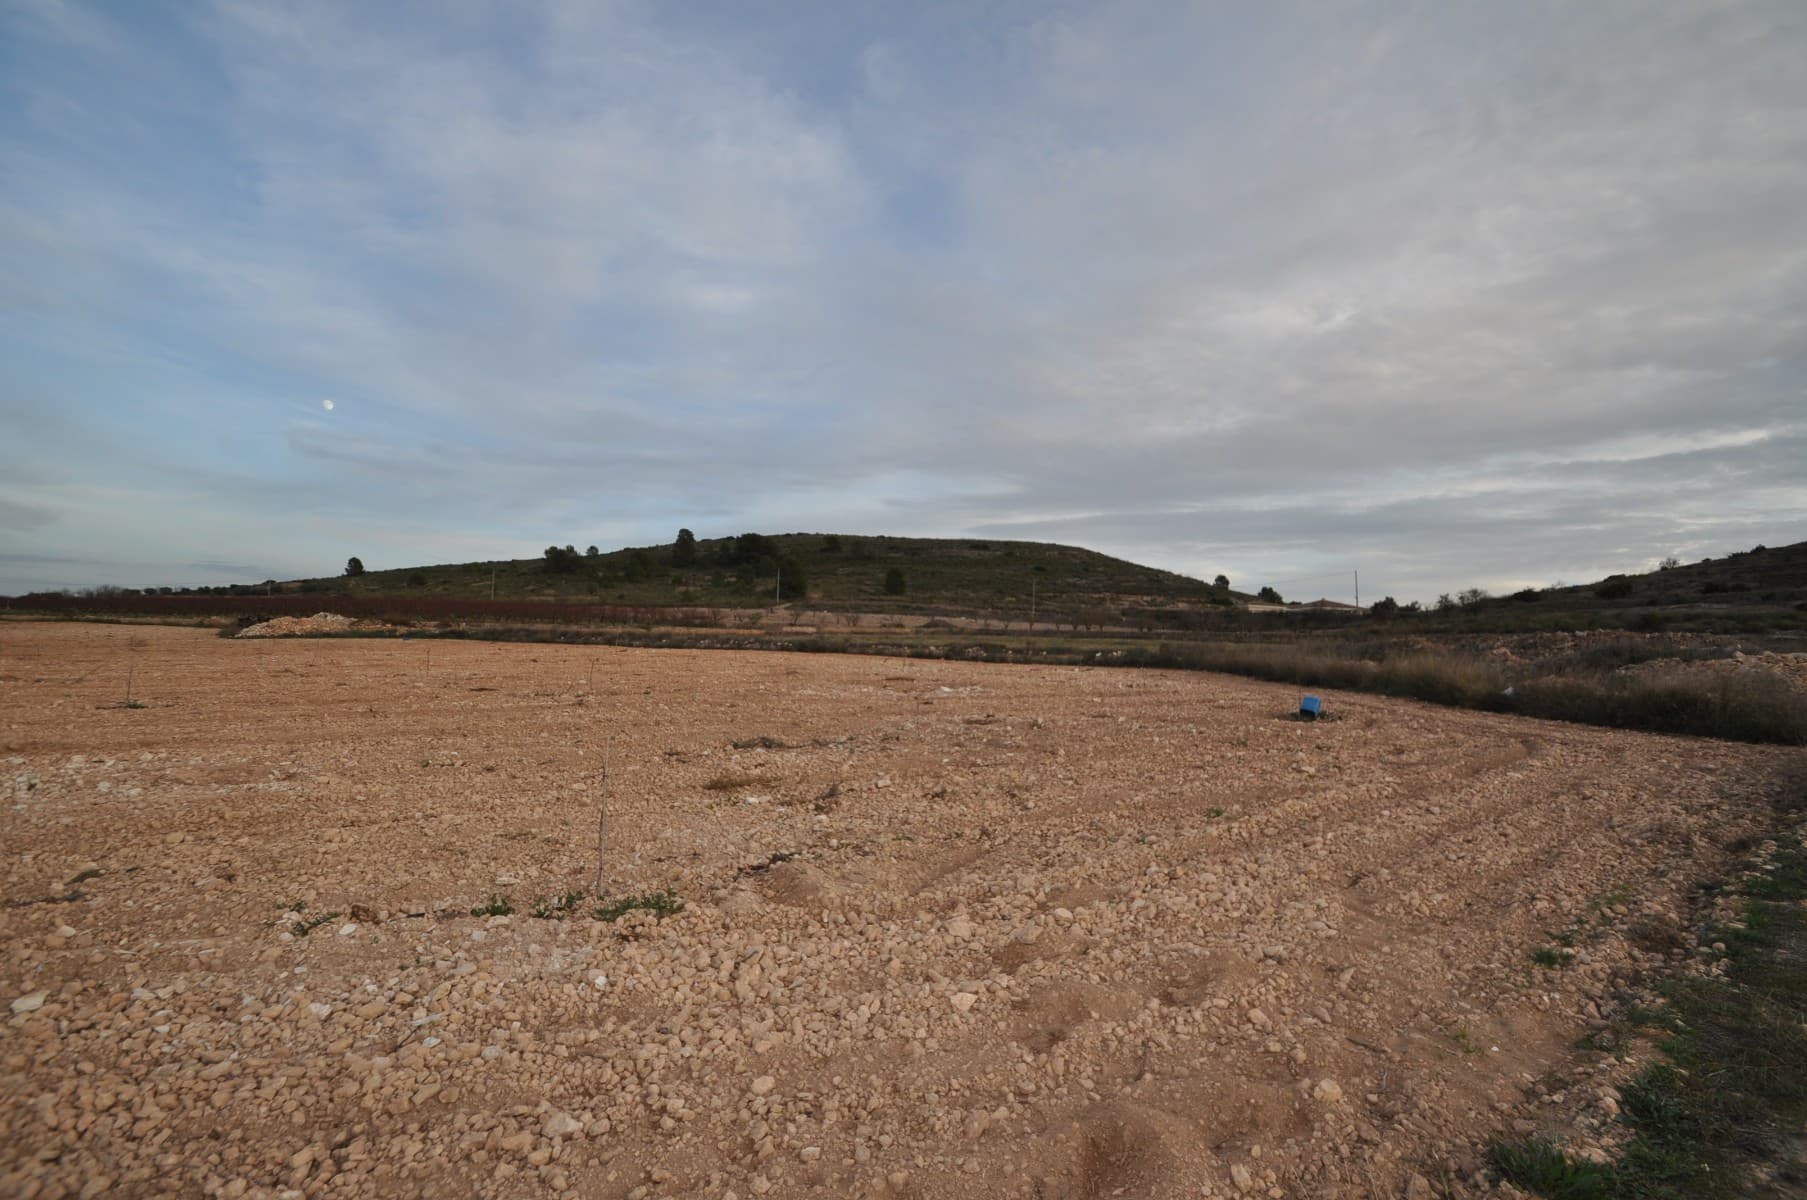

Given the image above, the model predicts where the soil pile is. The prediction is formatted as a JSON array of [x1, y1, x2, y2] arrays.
[[237, 612, 394, 637]]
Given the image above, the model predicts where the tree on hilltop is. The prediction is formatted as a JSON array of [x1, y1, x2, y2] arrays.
[[344, 557, 365, 577], [543, 545, 582, 573]]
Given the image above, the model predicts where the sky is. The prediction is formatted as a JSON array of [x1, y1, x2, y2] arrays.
[[3, 0, 1804, 604]]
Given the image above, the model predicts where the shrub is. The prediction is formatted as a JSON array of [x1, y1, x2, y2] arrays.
[[777, 556, 807, 600], [884, 568, 906, 595], [344, 557, 365, 577]]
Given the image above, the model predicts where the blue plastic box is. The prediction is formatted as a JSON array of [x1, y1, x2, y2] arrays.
[[1299, 694, 1323, 718]]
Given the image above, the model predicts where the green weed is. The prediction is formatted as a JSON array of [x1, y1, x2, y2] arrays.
[[290, 911, 339, 937], [470, 893, 514, 918], [592, 888, 683, 922], [530, 890, 586, 920]]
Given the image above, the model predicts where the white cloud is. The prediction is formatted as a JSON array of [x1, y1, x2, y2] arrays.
[[1, 0, 1804, 599]]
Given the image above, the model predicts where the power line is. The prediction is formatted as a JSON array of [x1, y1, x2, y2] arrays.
[[1261, 569, 1359, 588]]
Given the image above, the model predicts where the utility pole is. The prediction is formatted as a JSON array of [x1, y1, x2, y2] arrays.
[[1354, 569, 1359, 610], [1030, 580, 1036, 629], [775, 566, 781, 605], [489, 564, 496, 601]]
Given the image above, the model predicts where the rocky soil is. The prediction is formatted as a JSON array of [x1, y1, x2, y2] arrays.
[[2, 621, 1799, 1199]]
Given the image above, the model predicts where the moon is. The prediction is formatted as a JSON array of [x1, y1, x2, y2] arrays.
[[321, 399, 335, 412]]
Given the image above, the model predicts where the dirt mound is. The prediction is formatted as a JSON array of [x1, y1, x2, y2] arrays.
[[236, 612, 395, 637]]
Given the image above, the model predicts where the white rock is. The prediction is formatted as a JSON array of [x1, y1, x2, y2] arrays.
[[542, 1111, 583, 1139], [12, 991, 48, 1014], [592, 974, 609, 991], [1312, 1078, 1344, 1103], [950, 992, 978, 1012], [337, 923, 359, 937], [751, 1075, 776, 1095]]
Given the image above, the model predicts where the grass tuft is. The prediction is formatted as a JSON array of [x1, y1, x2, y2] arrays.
[[289, 910, 339, 937], [1489, 1139, 1612, 1200], [592, 888, 683, 922], [1492, 839, 1807, 1198], [470, 893, 514, 918], [530, 890, 586, 920]]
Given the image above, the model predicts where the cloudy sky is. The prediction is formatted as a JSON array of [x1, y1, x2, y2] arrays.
[[3, 0, 1803, 603]]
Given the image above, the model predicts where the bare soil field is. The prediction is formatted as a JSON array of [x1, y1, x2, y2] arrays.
[[2, 621, 1799, 1199]]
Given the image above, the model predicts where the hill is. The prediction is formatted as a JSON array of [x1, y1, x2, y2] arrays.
[[1422, 539, 1807, 632], [309, 533, 1243, 617]]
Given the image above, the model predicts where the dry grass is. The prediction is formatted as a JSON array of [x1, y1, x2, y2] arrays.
[[1124, 643, 1806, 745]]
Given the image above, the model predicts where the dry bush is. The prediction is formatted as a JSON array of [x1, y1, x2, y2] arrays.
[[1517, 668, 1806, 745]]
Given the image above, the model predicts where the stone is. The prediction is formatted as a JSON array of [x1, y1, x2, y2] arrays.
[[1230, 1162, 1255, 1192], [543, 1111, 583, 1139], [1312, 1078, 1344, 1103], [950, 992, 978, 1012], [11, 991, 48, 1015], [751, 1075, 776, 1095]]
